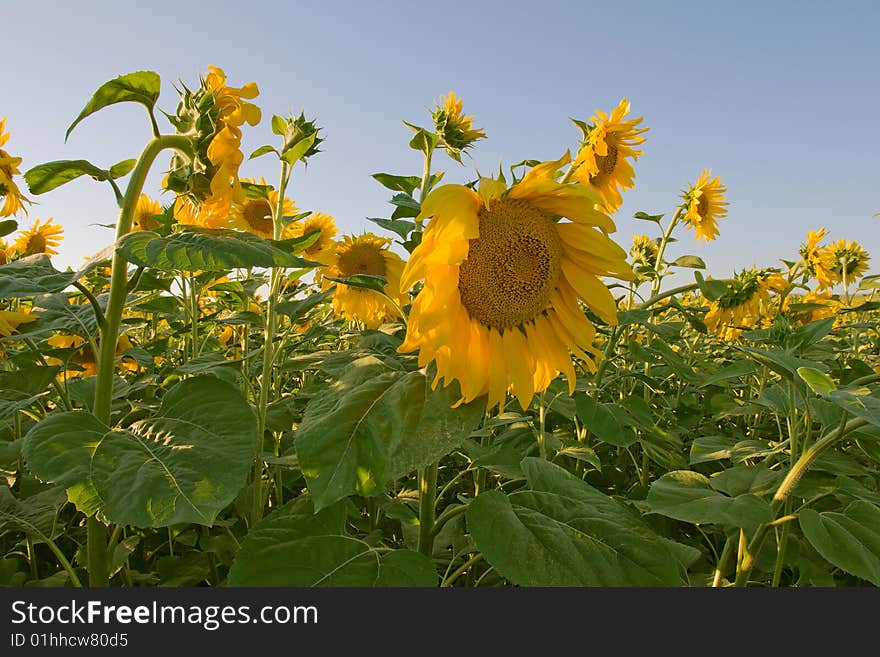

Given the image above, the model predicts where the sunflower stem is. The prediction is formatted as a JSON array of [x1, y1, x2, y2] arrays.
[[734, 415, 867, 586], [252, 159, 292, 527], [417, 463, 438, 558], [90, 133, 193, 588]]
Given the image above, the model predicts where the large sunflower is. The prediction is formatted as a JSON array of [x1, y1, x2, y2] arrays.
[[0, 117, 31, 217], [288, 212, 338, 263], [399, 152, 633, 411], [229, 178, 298, 239], [322, 233, 406, 328], [132, 194, 163, 232], [571, 98, 648, 213], [798, 227, 836, 290], [11, 218, 64, 256], [197, 66, 261, 227], [682, 169, 728, 242]]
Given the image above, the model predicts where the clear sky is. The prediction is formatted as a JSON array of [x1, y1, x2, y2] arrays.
[[3, 0, 878, 285]]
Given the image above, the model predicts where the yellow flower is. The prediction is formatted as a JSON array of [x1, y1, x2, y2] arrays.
[[11, 218, 64, 256], [322, 233, 407, 329], [797, 289, 841, 324], [399, 152, 634, 412], [288, 212, 338, 263], [432, 92, 487, 152], [822, 239, 870, 285], [218, 325, 235, 346], [705, 269, 779, 340], [0, 309, 36, 337], [0, 238, 9, 265], [799, 227, 836, 290], [172, 196, 202, 227], [47, 333, 135, 379], [682, 169, 728, 242], [229, 179, 298, 239], [630, 234, 660, 280], [0, 117, 31, 217], [132, 194, 163, 232], [571, 98, 648, 213]]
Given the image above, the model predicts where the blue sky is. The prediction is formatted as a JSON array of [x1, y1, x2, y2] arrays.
[[3, 0, 878, 286]]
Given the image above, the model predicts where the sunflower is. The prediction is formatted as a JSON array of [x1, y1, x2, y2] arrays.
[[46, 333, 135, 379], [132, 194, 163, 232], [705, 269, 780, 340], [432, 92, 487, 152], [796, 289, 841, 325], [822, 239, 870, 285], [798, 227, 836, 290], [630, 234, 660, 281], [0, 309, 36, 337], [288, 212, 338, 263], [322, 233, 407, 328], [229, 178, 298, 239], [172, 196, 202, 227], [571, 99, 648, 213], [399, 152, 633, 411], [11, 218, 64, 256], [0, 118, 31, 217], [0, 238, 8, 265], [681, 169, 728, 242]]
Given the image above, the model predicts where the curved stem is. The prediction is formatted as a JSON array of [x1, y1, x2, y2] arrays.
[[734, 416, 868, 586], [89, 133, 192, 588]]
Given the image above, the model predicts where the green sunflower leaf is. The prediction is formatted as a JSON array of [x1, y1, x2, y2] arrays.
[[371, 173, 423, 196], [295, 365, 484, 510], [227, 497, 437, 586], [24, 160, 113, 195], [0, 220, 18, 238], [66, 70, 161, 140], [23, 376, 258, 527], [117, 228, 323, 271], [799, 501, 880, 585], [466, 458, 689, 586]]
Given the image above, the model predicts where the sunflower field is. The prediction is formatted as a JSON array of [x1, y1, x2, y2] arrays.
[[1, 66, 878, 589]]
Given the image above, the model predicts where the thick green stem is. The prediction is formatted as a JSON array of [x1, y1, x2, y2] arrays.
[[252, 160, 291, 526], [417, 463, 438, 558], [734, 416, 868, 586], [712, 535, 736, 587], [89, 134, 192, 588]]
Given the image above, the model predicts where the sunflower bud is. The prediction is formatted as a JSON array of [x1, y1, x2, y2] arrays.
[[431, 92, 486, 155], [273, 112, 323, 166]]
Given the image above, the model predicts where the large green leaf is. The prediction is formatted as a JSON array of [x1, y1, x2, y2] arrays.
[[295, 362, 484, 510], [641, 470, 773, 534], [24, 160, 123, 195], [227, 497, 437, 586], [799, 501, 880, 585], [574, 394, 636, 447], [0, 486, 67, 538], [23, 377, 258, 527], [66, 71, 161, 140], [0, 255, 96, 298], [466, 458, 688, 586], [798, 367, 880, 428], [117, 228, 321, 271]]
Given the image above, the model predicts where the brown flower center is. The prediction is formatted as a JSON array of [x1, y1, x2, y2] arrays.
[[589, 144, 618, 184], [243, 199, 274, 235], [338, 244, 387, 277], [25, 233, 47, 255], [457, 199, 561, 331]]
